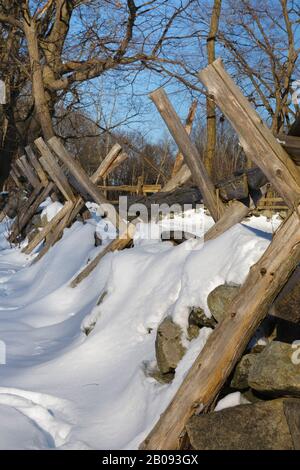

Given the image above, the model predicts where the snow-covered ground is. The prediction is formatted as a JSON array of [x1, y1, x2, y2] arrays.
[[0, 204, 282, 449]]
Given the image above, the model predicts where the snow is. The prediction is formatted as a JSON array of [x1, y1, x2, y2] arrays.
[[0, 208, 280, 449], [41, 201, 64, 223], [214, 392, 250, 412]]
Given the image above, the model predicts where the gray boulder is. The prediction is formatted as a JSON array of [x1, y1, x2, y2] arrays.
[[207, 284, 240, 323], [231, 353, 258, 390], [155, 317, 186, 374], [188, 306, 216, 329], [248, 341, 300, 397], [186, 398, 300, 450]]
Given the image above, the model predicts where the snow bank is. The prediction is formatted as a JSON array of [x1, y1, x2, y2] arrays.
[[0, 210, 279, 449]]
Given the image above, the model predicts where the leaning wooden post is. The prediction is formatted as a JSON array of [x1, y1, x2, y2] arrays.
[[9, 182, 54, 243], [149, 89, 225, 221], [140, 208, 300, 450], [22, 201, 73, 254], [198, 58, 300, 210], [45, 137, 125, 232], [66, 144, 126, 225], [29, 145, 128, 258], [172, 100, 197, 176]]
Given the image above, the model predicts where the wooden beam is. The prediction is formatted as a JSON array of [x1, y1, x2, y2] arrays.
[[9, 183, 54, 243], [162, 164, 191, 192], [19, 155, 40, 187], [34, 138, 76, 202], [104, 151, 128, 177], [141, 208, 300, 450], [10, 170, 23, 188], [198, 58, 300, 210], [11, 163, 22, 180], [149, 89, 224, 221], [22, 200, 74, 254], [97, 184, 161, 193], [92, 144, 122, 180], [35, 145, 128, 258], [172, 100, 197, 176], [46, 137, 125, 231], [15, 158, 35, 187], [25, 145, 49, 186]]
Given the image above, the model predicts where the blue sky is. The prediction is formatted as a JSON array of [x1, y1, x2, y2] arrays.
[[64, 0, 300, 143]]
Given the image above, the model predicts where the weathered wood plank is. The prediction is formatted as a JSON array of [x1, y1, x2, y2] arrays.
[[46, 137, 125, 232], [11, 163, 22, 180], [92, 144, 122, 180], [15, 158, 35, 187], [9, 183, 53, 243], [149, 89, 225, 221], [104, 151, 128, 177], [162, 164, 191, 192], [141, 208, 300, 449], [97, 184, 161, 193], [172, 100, 197, 176], [35, 138, 76, 202], [19, 155, 40, 187], [10, 170, 23, 188], [198, 59, 300, 209], [38, 145, 128, 257], [23, 200, 74, 254], [25, 145, 49, 186]]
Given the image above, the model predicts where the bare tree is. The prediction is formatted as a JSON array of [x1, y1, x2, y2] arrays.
[[0, 0, 198, 187], [205, 0, 222, 176]]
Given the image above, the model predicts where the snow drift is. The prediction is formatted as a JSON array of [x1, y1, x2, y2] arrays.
[[0, 206, 280, 449]]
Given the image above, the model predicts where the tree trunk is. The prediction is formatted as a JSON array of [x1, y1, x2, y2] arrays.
[[23, 19, 54, 141], [205, 0, 222, 177], [0, 104, 19, 188]]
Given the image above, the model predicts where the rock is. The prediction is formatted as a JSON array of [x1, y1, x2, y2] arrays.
[[231, 353, 258, 390], [186, 398, 300, 449], [248, 341, 300, 397], [155, 317, 186, 374], [94, 232, 102, 247], [187, 324, 200, 340], [148, 368, 174, 384], [142, 360, 174, 384], [188, 307, 216, 329], [242, 389, 264, 404], [251, 343, 268, 354], [207, 284, 240, 323], [272, 267, 300, 324]]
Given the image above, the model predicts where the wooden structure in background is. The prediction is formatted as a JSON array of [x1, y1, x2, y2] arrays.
[[2, 59, 300, 452], [140, 58, 300, 450]]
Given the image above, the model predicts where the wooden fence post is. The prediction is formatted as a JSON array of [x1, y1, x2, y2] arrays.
[[141, 208, 300, 449], [150, 89, 225, 221], [198, 58, 300, 210]]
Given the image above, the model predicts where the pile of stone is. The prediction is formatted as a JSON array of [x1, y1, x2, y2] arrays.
[[153, 269, 300, 449]]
